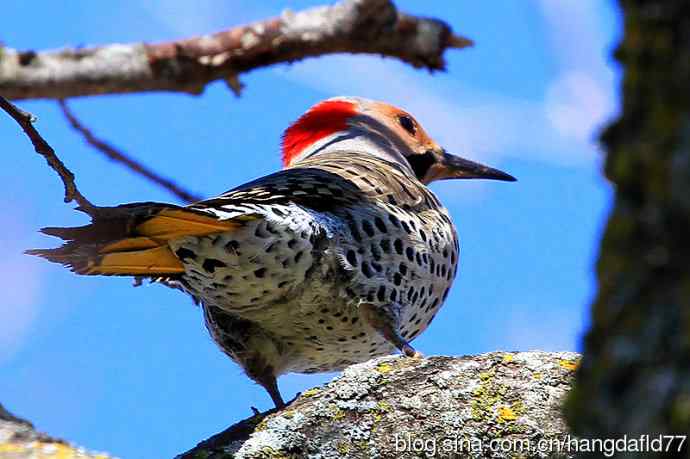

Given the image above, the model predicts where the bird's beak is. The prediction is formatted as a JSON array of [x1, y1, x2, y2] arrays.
[[434, 152, 516, 182]]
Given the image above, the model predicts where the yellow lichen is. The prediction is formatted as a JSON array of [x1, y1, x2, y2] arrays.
[[336, 440, 351, 454], [376, 400, 392, 412], [300, 388, 321, 398], [375, 362, 393, 374], [497, 406, 517, 422], [0, 442, 105, 459], [471, 369, 510, 422], [327, 404, 346, 421], [258, 446, 290, 459], [478, 368, 495, 381], [532, 372, 543, 380], [558, 358, 580, 371], [254, 416, 271, 432], [502, 354, 514, 363]]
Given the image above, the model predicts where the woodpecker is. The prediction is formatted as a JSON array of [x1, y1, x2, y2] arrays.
[[28, 97, 515, 408]]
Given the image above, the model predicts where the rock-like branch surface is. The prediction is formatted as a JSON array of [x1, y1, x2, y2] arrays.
[[0, 403, 110, 458], [178, 352, 578, 459], [58, 100, 202, 203], [0, 0, 472, 101]]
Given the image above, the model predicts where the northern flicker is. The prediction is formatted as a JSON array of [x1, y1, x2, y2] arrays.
[[28, 97, 515, 408]]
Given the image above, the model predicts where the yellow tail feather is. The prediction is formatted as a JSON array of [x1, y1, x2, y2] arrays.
[[29, 205, 257, 277], [85, 246, 185, 275], [135, 209, 242, 241]]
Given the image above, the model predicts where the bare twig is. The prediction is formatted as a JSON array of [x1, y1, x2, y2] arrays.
[[0, 0, 473, 101], [58, 100, 202, 203], [0, 96, 97, 214]]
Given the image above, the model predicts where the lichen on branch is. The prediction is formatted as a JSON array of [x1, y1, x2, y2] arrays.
[[178, 352, 578, 459]]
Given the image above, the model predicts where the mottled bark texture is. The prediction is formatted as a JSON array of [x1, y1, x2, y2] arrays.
[[0, 403, 110, 458], [0, 353, 577, 458], [0, 0, 471, 101], [178, 352, 578, 459], [564, 0, 690, 455]]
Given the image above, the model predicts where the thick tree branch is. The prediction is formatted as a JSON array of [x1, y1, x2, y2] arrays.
[[0, 96, 97, 214], [58, 100, 202, 203], [178, 352, 578, 459], [0, 403, 110, 458], [0, 0, 472, 101]]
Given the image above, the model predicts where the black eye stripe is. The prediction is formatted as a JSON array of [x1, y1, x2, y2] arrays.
[[398, 115, 416, 135]]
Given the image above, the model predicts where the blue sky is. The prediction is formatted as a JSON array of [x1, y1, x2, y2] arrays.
[[0, 1, 621, 457]]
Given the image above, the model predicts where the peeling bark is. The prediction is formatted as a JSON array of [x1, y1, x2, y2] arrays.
[[0, 0, 472, 101]]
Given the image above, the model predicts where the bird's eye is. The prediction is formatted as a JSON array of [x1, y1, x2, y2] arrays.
[[398, 115, 416, 136]]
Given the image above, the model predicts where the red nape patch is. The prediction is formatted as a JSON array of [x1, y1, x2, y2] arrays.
[[281, 100, 357, 167]]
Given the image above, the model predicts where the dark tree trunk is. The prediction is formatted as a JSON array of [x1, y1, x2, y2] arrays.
[[565, 1, 690, 456]]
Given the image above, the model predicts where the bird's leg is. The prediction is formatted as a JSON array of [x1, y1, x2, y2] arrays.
[[246, 364, 285, 409], [359, 303, 422, 358]]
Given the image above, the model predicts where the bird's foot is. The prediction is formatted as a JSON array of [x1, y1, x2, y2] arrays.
[[401, 343, 424, 359]]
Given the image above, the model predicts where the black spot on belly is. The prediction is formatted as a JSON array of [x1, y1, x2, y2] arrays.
[[225, 240, 240, 254], [362, 220, 375, 237], [406, 247, 415, 262], [377, 286, 386, 302], [370, 244, 382, 261], [175, 247, 197, 261], [361, 262, 373, 278], [202, 258, 227, 273], [394, 239, 403, 255], [393, 272, 402, 286], [380, 239, 391, 254], [254, 268, 266, 278], [374, 217, 387, 233], [346, 250, 357, 266], [388, 214, 401, 228], [254, 225, 269, 238], [398, 263, 408, 275]]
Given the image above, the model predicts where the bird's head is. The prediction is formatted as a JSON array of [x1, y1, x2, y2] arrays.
[[281, 97, 515, 184]]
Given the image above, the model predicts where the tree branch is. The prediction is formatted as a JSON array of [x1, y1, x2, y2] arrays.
[[0, 0, 472, 101], [178, 352, 578, 459], [0, 96, 97, 214], [58, 100, 202, 203]]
